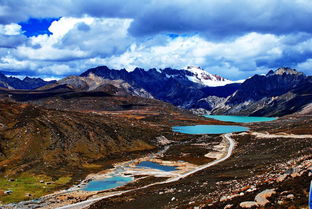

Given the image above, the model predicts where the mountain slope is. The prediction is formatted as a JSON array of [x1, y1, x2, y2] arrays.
[[0, 86, 206, 178], [39, 73, 153, 98], [212, 68, 312, 116], [80, 66, 240, 109]]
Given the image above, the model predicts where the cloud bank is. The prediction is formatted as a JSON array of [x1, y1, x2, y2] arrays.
[[0, 0, 312, 80]]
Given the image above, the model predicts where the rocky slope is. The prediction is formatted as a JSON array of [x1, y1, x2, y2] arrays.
[[79, 66, 240, 109], [78, 66, 312, 116], [39, 73, 153, 98], [0, 80, 212, 178], [212, 68, 312, 116], [88, 114, 312, 209], [0, 101, 156, 176], [0, 84, 214, 204]]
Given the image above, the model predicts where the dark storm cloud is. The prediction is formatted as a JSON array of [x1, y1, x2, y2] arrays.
[[128, 0, 312, 39], [0, 0, 65, 24], [0, 0, 145, 24], [2, 0, 312, 39], [257, 50, 312, 69]]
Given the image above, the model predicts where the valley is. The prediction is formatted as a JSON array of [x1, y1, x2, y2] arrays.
[[0, 66, 311, 209], [1, 2, 312, 208]]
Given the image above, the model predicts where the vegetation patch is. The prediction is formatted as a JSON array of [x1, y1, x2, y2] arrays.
[[0, 173, 72, 204]]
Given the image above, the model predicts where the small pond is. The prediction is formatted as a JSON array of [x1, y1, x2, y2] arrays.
[[172, 125, 249, 134], [83, 175, 133, 192], [136, 161, 177, 172]]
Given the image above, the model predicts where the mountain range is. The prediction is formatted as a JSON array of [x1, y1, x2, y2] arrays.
[[0, 66, 311, 117], [212, 68, 312, 116], [0, 65, 311, 207], [0, 73, 55, 90], [80, 66, 241, 109]]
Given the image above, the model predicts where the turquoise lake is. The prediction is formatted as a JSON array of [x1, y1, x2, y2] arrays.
[[204, 115, 277, 123], [83, 176, 133, 192], [136, 161, 177, 171], [172, 125, 249, 134], [84, 116, 275, 191]]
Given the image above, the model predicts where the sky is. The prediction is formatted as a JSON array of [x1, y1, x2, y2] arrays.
[[0, 0, 312, 80]]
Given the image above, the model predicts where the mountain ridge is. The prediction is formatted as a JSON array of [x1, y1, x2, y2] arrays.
[[0, 72, 56, 90], [0, 66, 311, 116], [211, 67, 312, 116], [79, 65, 241, 109]]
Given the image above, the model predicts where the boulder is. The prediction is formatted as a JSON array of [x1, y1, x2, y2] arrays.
[[239, 201, 258, 208], [4, 190, 13, 195], [286, 194, 294, 199], [156, 136, 171, 145], [290, 172, 300, 178], [224, 204, 233, 209], [255, 189, 276, 206]]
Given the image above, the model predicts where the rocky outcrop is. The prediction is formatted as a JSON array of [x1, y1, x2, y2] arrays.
[[191, 95, 226, 111]]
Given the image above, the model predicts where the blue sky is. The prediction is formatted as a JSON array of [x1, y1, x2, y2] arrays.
[[19, 18, 58, 37], [0, 0, 312, 80]]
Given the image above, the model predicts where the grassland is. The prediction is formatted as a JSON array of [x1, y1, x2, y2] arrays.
[[0, 173, 71, 204]]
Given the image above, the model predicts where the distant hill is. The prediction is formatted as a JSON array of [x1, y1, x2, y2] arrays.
[[0, 73, 56, 90]]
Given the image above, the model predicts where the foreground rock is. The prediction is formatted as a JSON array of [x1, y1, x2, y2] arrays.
[[239, 201, 258, 208], [254, 189, 276, 206]]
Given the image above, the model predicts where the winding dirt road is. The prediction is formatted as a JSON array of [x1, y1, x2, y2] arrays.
[[56, 133, 236, 209]]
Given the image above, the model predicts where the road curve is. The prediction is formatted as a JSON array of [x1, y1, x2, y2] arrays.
[[56, 133, 236, 209], [166, 133, 235, 182]]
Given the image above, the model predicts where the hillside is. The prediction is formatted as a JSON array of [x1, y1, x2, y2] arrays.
[[211, 68, 312, 116], [0, 82, 222, 204]]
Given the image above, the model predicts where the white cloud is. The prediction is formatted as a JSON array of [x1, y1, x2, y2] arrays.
[[13, 17, 132, 62], [98, 32, 284, 79], [58, 18, 133, 57], [296, 58, 312, 73], [0, 23, 22, 35], [37, 64, 75, 75], [0, 56, 36, 70], [0, 14, 311, 80], [48, 17, 94, 38]]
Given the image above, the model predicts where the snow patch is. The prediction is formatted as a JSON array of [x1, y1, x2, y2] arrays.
[[184, 66, 240, 87]]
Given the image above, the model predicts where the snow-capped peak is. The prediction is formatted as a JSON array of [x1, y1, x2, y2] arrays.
[[184, 66, 235, 87]]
